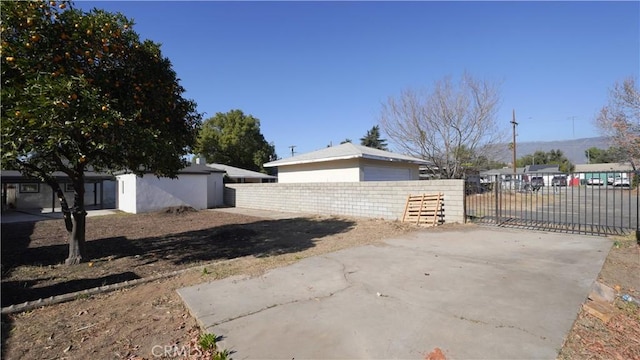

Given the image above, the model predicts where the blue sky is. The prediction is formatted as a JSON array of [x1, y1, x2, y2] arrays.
[[83, 1, 639, 158]]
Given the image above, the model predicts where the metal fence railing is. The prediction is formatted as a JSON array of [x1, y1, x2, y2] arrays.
[[465, 172, 639, 236]]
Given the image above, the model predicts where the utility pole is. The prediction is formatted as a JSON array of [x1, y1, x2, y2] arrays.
[[511, 109, 518, 177], [288, 145, 296, 157], [567, 116, 576, 138]]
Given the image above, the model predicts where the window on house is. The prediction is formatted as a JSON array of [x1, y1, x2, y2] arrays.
[[19, 183, 40, 193], [64, 183, 75, 192]]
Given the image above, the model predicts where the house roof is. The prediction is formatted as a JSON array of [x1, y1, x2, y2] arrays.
[[480, 167, 525, 176], [524, 164, 561, 173], [573, 162, 634, 173], [0, 170, 115, 183], [176, 163, 225, 174], [205, 163, 276, 179], [264, 143, 429, 167], [113, 163, 225, 176]]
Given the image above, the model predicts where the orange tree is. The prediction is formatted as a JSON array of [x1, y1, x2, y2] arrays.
[[1, 1, 202, 264]]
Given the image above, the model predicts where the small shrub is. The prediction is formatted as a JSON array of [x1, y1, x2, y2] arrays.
[[213, 348, 231, 360], [198, 333, 217, 351]]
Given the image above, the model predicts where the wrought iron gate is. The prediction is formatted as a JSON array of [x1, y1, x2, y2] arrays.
[[465, 172, 639, 235]]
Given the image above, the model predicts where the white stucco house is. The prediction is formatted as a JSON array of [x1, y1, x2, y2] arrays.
[[263, 143, 429, 183], [116, 164, 224, 214]]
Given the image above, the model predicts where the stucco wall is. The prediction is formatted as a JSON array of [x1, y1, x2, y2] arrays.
[[224, 180, 465, 223], [275, 158, 422, 183], [117, 172, 224, 214], [207, 173, 224, 208], [135, 174, 209, 213], [276, 159, 361, 183]]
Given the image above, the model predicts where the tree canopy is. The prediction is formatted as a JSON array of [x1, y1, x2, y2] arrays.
[[585, 146, 625, 164], [380, 72, 505, 179], [516, 149, 574, 173], [595, 76, 640, 170], [195, 110, 276, 172], [360, 125, 388, 150], [1, 1, 201, 264]]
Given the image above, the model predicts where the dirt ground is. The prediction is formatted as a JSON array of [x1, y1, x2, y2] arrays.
[[1, 209, 416, 359], [1, 209, 638, 359], [557, 233, 640, 360]]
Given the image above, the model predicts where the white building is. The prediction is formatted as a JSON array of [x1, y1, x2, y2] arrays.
[[263, 143, 429, 183], [116, 164, 224, 214]]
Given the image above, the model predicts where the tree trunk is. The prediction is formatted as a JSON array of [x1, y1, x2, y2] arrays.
[[47, 181, 73, 232], [65, 179, 87, 265]]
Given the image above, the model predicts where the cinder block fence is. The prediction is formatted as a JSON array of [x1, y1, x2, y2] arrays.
[[224, 180, 465, 223]]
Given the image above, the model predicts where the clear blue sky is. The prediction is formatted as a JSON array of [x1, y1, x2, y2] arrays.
[[84, 1, 639, 158]]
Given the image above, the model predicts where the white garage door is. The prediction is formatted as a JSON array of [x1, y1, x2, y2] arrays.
[[363, 166, 411, 181]]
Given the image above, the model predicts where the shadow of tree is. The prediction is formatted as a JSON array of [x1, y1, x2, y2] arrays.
[[1, 272, 140, 307], [1, 221, 36, 278], [1, 216, 356, 306], [1, 314, 11, 360]]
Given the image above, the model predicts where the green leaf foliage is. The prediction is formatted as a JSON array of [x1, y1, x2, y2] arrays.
[[516, 149, 575, 173], [1, 1, 201, 180], [1, 1, 201, 264], [585, 146, 625, 164], [360, 125, 388, 150], [195, 110, 276, 172]]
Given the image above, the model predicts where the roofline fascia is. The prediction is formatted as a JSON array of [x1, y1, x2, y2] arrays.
[[265, 154, 428, 167]]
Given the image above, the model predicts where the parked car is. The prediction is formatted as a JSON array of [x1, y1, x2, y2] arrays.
[[551, 175, 567, 187], [530, 176, 544, 190], [587, 177, 603, 186], [607, 176, 622, 185], [613, 178, 630, 187]]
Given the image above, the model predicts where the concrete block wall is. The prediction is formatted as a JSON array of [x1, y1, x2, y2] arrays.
[[224, 180, 465, 223]]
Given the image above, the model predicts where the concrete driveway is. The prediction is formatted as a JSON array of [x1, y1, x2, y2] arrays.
[[178, 227, 611, 359]]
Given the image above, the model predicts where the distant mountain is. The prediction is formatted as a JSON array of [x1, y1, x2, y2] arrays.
[[491, 137, 611, 165]]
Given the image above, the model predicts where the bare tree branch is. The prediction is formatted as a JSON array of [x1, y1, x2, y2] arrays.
[[595, 76, 640, 170], [380, 73, 506, 179]]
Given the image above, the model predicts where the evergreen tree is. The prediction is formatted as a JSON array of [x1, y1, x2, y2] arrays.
[[360, 126, 388, 150]]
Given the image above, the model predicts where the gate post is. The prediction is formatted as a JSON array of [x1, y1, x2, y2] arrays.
[[494, 175, 500, 225]]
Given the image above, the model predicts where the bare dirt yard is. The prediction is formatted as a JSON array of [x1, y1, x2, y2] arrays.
[[2, 208, 638, 359], [1, 209, 416, 359]]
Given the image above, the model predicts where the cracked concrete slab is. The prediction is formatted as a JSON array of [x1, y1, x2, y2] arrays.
[[177, 227, 611, 359]]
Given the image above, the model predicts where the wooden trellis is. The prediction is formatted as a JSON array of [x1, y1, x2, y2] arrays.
[[402, 193, 444, 226]]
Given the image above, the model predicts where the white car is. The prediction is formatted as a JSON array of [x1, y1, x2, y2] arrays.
[[587, 178, 603, 186], [613, 178, 630, 187]]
